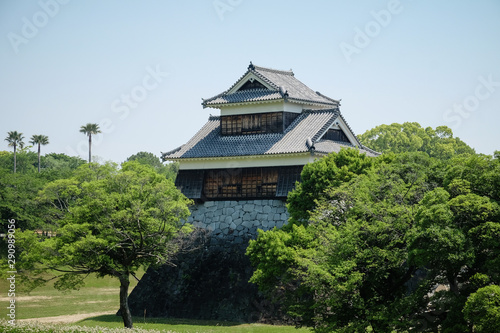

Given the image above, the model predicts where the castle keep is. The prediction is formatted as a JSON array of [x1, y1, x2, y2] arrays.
[[128, 63, 377, 321], [161, 62, 377, 242]]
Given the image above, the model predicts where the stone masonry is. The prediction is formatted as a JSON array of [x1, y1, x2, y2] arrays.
[[127, 199, 291, 322], [186, 199, 289, 245], [128, 199, 291, 322]]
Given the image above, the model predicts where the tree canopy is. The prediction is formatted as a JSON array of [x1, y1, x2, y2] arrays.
[[286, 148, 374, 227], [358, 122, 475, 158], [247, 150, 500, 332], [17, 161, 192, 328], [126, 151, 178, 181]]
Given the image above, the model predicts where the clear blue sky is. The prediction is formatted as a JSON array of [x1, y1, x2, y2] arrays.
[[1, 0, 499, 163]]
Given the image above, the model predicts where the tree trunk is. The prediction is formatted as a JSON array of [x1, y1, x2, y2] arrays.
[[119, 273, 133, 328], [37, 143, 41, 173], [13, 144, 16, 173], [88, 134, 92, 166]]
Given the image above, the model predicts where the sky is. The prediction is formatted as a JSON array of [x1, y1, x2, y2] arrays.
[[1, 0, 499, 164]]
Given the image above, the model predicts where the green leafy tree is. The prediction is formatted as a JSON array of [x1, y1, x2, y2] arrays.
[[286, 148, 374, 226], [248, 151, 500, 332], [0, 169, 46, 230], [358, 122, 475, 158], [39, 153, 86, 181], [463, 285, 500, 332], [249, 152, 438, 332], [126, 151, 179, 180], [4, 130, 25, 173], [29, 134, 49, 173], [17, 161, 192, 328], [79, 123, 101, 165]]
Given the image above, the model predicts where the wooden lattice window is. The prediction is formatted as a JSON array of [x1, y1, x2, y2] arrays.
[[221, 112, 283, 136], [176, 166, 303, 200]]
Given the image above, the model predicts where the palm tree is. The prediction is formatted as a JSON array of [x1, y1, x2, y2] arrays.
[[79, 123, 101, 165], [5, 131, 25, 173], [30, 134, 49, 173]]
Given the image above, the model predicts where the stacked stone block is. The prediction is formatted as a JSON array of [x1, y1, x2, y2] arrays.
[[186, 199, 289, 246]]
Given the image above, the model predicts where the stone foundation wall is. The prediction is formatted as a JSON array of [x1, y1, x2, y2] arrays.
[[128, 199, 291, 322], [186, 199, 289, 244]]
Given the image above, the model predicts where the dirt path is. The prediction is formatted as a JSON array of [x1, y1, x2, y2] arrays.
[[19, 311, 116, 324]]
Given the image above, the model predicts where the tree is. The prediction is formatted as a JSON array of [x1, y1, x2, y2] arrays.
[[39, 153, 86, 181], [126, 151, 179, 180], [18, 161, 192, 328], [4, 130, 25, 173], [0, 169, 47, 231], [248, 152, 438, 332], [247, 151, 500, 332], [358, 122, 475, 158], [79, 123, 101, 165], [463, 285, 500, 332], [29, 134, 49, 173], [286, 148, 374, 226]]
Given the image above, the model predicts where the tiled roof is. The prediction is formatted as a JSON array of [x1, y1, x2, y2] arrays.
[[203, 89, 283, 105], [202, 63, 339, 108], [162, 109, 378, 160]]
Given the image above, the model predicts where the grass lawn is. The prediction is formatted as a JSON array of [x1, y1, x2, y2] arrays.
[[0, 269, 143, 319], [0, 270, 308, 332]]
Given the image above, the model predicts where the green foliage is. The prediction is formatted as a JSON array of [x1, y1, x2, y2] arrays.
[[17, 161, 192, 328], [0, 152, 87, 231], [126, 151, 179, 181], [0, 169, 46, 230], [248, 150, 500, 332], [286, 148, 373, 226], [463, 285, 500, 332], [358, 122, 475, 158], [39, 153, 86, 180], [19, 161, 192, 279]]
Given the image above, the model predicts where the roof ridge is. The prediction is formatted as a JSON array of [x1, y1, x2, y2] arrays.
[[231, 88, 272, 94], [315, 91, 340, 104], [252, 64, 294, 76], [302, 108, 340, 114]]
